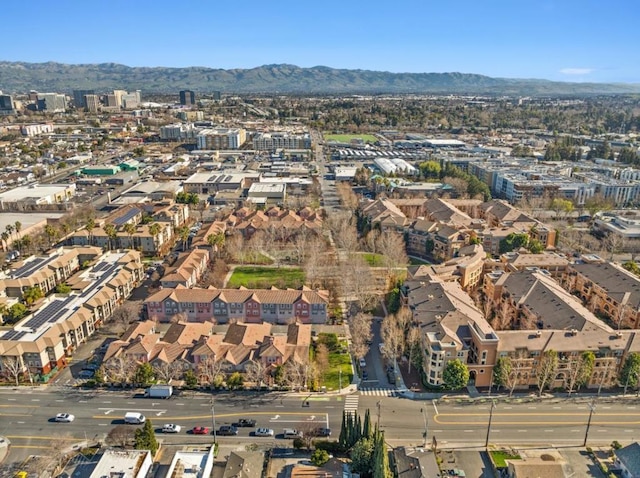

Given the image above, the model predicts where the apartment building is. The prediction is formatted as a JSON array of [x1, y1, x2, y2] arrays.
[[0, 246, 103, 298], [0, 250, 143, 379], [410, 244, 485, 291], [183, 172, 260, 195], [253, 132, 311, 150], [144, 286, 329, 324], [563, 260, 640, 329], [160, 123, 199, 141], [69, 222, 174, 256], [196, 128, 246, 150], [225, 206, 324, 240], [404, 277, 499, 387]]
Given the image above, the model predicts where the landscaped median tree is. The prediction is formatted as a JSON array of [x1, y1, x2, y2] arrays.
[[443, 359, 470, 390], [566, 351, 595, 396], [537, 350, 559, 397]]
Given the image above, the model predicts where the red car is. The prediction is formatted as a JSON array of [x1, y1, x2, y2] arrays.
[[192, 426, 210, 435]]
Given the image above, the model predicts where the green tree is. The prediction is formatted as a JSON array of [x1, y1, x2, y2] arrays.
[[55, 283, 72, 294], [311, 449, 330, 466], [620, 352, 640, 394], [134, 363, 154, 387], [350, 437, 374, 476], [226, 371, 244, 390], [623, 261, 640, 277], [178, 226, 190, 251], [418, 160, 441, 180], [499, 233, 529, 254], [537, 350, 559, 397], [22, 286, 44, 306], [527, 238, 544, 254], [492, 357, 512, 391], [362, 408, 372, 439], [373, 431, 392, 478], [550, 198, 574, 218], [7, 303, 28, 323], [85, 217, 96, 245], [207, 233, 225, 256], [44, 224, 59, 246], [148, 223, 162, 250], [134, 419, 158, 455], [184, 369, 198, 388], [442, 359, 469, 390]]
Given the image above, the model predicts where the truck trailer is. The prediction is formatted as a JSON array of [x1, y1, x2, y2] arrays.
[[145, 384, 173, 399]]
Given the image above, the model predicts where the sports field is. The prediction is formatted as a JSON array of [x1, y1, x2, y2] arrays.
[[324, 133, 378, 144]]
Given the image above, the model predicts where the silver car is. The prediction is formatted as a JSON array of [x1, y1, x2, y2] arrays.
[[255, 427, 274, 437]]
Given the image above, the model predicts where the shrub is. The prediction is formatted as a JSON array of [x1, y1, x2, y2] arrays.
[[314, 440, 345, 454], [611, 441, 622, 450], [293, 438, 304, 449], [311, 449, 330, 466]]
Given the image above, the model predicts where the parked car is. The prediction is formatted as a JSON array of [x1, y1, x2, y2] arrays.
[[218, 425, 238, 436], [362, 370, 369, 380], [233, 419, 257, 427], [78, 370, 94, 379], [359, 358, 366, 368], [192, 426, 210, 435], [283, 428, 303, 439], [254, 427, 275, 437], [314, 427, 332, 437], [55, 413, 74, 423], [162, 424, 181, 433]]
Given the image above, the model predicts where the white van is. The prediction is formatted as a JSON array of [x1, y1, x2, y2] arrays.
[[283, 428, 303, 439], [124, 412, 146, 424]]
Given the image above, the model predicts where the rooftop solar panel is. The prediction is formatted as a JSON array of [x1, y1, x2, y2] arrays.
[[11, 257, 47, 278], [2, 330, 20, 340], [112, 208, 141, 226]]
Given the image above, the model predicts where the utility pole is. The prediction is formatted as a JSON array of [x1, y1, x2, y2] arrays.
[[485, 400, 496, 448], [339, 369, 342, 391], [211, 397, 217, 444], [376, 401, 381, 429], [420, 408, 428, 448], [583, 399, 596, 447]]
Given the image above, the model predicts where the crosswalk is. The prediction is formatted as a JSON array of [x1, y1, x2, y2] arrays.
[[343, 395, 359, 415], [359, 387, 398, 397]]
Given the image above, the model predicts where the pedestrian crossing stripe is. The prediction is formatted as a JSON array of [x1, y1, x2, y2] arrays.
[[359, 388, 398, 397]]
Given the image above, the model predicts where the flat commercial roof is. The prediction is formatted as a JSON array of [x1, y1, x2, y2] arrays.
[[0, 184, 72, 202]]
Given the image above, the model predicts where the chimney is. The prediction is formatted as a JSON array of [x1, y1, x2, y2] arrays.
[[570, 329, 578, 336]]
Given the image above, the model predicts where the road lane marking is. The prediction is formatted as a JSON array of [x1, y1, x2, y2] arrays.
[[544, 429, 554, 432], [98, 407, 167, 413], [527, 407, 537, 409], [31, 399, 40, 402], [504, 407, 512, 409], [7, 398, 16, 401], [553, 407, 562, 409], [432, 400, 438, 415], [102, 401, 112, 404], [463, 430, 473, 432], [625, 429, 634, 432], [99, 424, 108, 426], [627, 406, 637, 409], [517, 430, 527, 432]]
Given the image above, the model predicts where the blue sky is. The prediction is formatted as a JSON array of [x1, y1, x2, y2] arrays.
[[3, 0, 638, 83]]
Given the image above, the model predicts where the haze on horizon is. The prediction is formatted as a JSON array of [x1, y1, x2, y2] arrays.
[[3, 0, 638, 84]]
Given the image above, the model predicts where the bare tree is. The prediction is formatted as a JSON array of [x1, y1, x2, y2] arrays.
[[303, 236, 330, 289], [565, 351, 595, 396], [335, 182, 359, 210], [407, 326, 421, 374], [364, 229, 381, 254], [225, 234, 247, 264], [381, 314, 405, 364], [315, 343, 330, 375], [341, 254, 377, 312], [503, 352, 531, 397], [2, 356, 24, 386], [106, 425, 136, 448], [536, 350, 559, 397], [104, 356, 136, 386], [350, 312, 373, 360], [170, 311, 188, 324], [244, 360, 266, 389], [280, 360, 309, 390], [197, 356, 224, 387], [376, 231, 409, 284], [110, 302, 141, 333], [153, 360, 184, 384]]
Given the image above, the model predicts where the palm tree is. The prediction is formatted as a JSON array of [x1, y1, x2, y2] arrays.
[[14, 221, 21, 239], [5, 224, 14, 246], [178, 226, 190, 251], [123, 223, 137, 249], [103, 223, 117, 251], [44, 224, 59, 247], [148, 223, 162, 252], [1, 232, 8, 251], [207, 232, 225, 257], [21, 234, 32, 255], [85, 218, 96, 245]]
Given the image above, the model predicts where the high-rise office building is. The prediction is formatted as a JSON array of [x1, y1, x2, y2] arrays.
[[84, 94, 100, 113], [73, 89, 95, 109], [180, 90, 195, 106], [36, 93, 67, 113], [212, 91, 221, 100], [0, 94, 16, 115]]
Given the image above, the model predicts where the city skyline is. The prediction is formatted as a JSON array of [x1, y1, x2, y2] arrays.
[[2, 0, 638, 84]]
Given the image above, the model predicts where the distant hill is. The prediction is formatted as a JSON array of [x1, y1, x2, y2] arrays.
[[1, 61, 639, 96]]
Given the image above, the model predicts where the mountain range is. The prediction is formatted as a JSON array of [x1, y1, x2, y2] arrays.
[[1, 61, 639, 96]]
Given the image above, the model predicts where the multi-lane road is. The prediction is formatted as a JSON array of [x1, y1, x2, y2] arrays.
[[2, 385, 640, 464]]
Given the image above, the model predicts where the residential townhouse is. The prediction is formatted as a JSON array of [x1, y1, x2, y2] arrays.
[[562, 261, 640, 329], [226, 206, 323, 240], [0, 250, 143, 379], [0, 246, 103, 298], [144, 286, 329, 324], [161, 249, 210, 288], [191, 221, 227, 251], [104, 320, 310, 375], [410, 244, 485, 291]]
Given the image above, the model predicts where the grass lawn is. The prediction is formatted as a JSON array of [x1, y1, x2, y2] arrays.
[[409, 257, 431, 265], [490, 450, 521, 468], [227, 266, 305, 289], [321, 351, 353, 391], [362, 252, 385, 267], [324, 133, 378, 144]]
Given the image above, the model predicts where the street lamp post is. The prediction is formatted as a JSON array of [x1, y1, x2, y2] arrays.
[[339, 369, 342, 392], [376, 401, 381, 429], [211, 397, 217, 444], [583, 399, 596, 447], [485, 400, 496, 448], [420, 408, 428, 448]]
